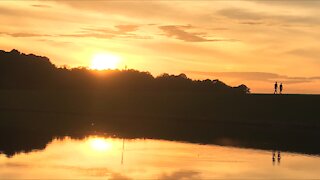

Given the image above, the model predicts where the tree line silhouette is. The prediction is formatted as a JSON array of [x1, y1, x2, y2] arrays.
[[0, 49, 250, 94]]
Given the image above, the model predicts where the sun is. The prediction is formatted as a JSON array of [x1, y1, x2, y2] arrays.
[[90, 53, 120, 70]]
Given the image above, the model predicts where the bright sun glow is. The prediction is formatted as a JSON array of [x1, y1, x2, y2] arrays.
[[90, 53, 120, 70], [89, 138, 112, 151]]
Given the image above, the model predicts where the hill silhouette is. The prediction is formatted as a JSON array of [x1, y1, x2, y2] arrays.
[[0, 49, 250, 94], [0, 49, 319, 156]]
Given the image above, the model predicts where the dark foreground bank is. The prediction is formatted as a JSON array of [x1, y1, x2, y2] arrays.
[[0, 90, 319, 156]]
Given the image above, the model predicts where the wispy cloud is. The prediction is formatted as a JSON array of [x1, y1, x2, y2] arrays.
[[0, 32, 51, 38], [218, 8, 320, 25], [159, 25, 235, 42], [240, 21, 264, 25], [254, 1, 320, 9], [0, 25, 151, 40], [185, 71, 320, 84], [286, 48, 320, 60], [60, 25, 151, 40], [31, 4, 52, 8], [83, 25, 140, 35], [52, 0, 181, 21]]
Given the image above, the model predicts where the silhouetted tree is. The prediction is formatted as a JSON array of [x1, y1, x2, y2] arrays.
[[0, 49, 250, 94]]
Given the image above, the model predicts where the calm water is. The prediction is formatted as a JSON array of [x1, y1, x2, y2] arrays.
[[0, 136, 319, 179]]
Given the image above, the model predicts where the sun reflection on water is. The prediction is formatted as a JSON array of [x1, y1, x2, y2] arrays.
[[88, 137, 112, 151]]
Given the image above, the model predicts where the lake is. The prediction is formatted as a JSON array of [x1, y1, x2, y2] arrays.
[[0, 136, 319, 179]]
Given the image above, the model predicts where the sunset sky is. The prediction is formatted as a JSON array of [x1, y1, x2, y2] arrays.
[[1, 1, 320, 93]]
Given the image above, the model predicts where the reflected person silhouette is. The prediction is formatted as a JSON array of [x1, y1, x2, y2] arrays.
[[272, 150, 276, 165], [277, 151, 281, 165]]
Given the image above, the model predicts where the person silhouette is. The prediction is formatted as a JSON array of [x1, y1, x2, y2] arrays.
[[279, 83, 283, 94], [274, 82, 278, 94]]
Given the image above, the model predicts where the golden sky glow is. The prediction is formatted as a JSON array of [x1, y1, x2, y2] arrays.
[[1, 1, 320, 93]]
